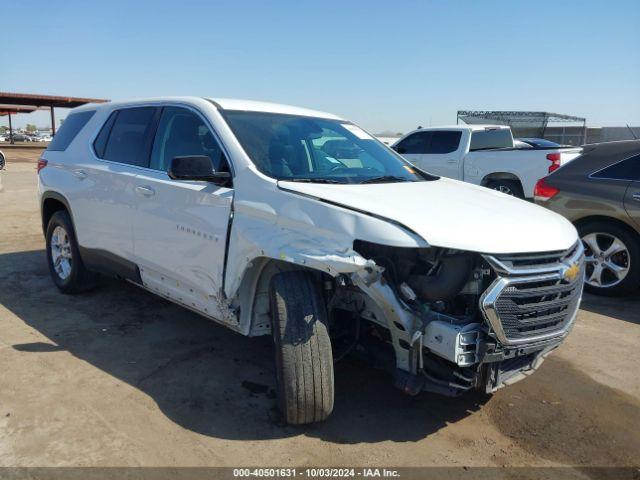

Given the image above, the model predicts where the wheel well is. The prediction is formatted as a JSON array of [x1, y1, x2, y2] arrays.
[[574, 215, 640, 240], [481, 172, 522, 187], [41, 198, 68, 235], [236, 258, 325, 336]]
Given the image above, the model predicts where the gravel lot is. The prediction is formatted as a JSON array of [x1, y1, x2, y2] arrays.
[[0, 155, 639, 470]]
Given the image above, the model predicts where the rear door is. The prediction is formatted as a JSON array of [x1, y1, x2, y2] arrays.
[[421, 130, 464, 178], [72, 106, 158, 267], [131, 106, 234, 321], [394, 130, 463, 178]]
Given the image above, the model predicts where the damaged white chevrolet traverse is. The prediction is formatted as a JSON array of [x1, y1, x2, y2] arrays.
[[38, 97, 584, 424]]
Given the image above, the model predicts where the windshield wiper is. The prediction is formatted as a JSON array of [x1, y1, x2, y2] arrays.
[[286, 178, 346, 184], [359, 175, 411, 184]]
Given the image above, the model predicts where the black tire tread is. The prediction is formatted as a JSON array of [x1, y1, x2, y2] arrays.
[[270, 270, 334, 424]]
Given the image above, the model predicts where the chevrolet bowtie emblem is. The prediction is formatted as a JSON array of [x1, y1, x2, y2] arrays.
[[562, 262, 580, 282]]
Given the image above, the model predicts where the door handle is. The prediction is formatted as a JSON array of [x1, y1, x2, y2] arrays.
[[633, 192, 640, 202], [72, 169, 87, 180], [135, 185, 156, 197], [446, 159, 457, 164]]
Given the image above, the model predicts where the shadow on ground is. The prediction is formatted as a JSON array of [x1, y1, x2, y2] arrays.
[[0, 249, 489, 443], [580, 292, 640, 325]]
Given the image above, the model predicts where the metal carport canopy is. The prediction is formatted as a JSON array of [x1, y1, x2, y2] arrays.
[[0, 92, 109, 109], [0, 92, 108, 141]]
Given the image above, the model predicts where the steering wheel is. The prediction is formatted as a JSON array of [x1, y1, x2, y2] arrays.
[[327, 163, 349, 172]]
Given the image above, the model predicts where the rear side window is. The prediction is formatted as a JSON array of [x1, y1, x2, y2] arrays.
[[102, 107, 158, 167], [47, 110, 95, 151], [592, 154, 640, 181], [395, 131, 432, 154], [93, 112, 117, 158], [470, 129, 513, 151], [428, 131, 461, 154]]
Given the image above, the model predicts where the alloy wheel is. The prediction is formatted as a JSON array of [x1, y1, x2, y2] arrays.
[[582, 232, 630, 288], [50, 225, 73, 280]]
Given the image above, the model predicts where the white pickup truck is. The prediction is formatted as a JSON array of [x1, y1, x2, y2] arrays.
[[392, 125, 582, 199]]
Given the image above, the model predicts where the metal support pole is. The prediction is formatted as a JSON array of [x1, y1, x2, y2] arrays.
[[50, 106, 56, 135], [8, 112, 13, 144], [541, 117, 549, 139]]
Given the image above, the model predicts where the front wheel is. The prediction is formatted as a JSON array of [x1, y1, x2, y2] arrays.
[[269, 270, 334, 424], [579, 220, 640, 296]]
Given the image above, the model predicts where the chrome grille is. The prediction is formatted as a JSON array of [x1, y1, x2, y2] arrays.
[[486, 242, 581, 275], [480, 242, 584, 346]]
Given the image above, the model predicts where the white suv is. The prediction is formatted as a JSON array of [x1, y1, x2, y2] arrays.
[[39, 97, 585, 424]]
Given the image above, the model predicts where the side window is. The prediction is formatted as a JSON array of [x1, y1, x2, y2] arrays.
[[150, 107, 229, 173], [427, 131, 462, 154], [47, 110, 95, 151], [470, 129, 513, 151], [93, 111, 117, 158], [103, 107, 157, 167], [592, 155, 640, 181], [394, 132, 432, 154]]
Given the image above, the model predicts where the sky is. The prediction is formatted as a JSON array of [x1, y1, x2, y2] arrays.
[[1, 0, 639, 133]]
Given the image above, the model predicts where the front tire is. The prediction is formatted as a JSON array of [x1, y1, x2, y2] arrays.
[[579, 220, 640, 296], [46, 210, 97, 293], [269, 270, 334, 424]]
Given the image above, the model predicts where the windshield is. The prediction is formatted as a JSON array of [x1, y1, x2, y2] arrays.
[[221, 111, 433, 184]]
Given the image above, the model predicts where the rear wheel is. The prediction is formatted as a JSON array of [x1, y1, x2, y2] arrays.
[[269, 270, 334, 424], [486, 179, 525, 199], [579, 220, 640, 296], [46, 210, 97, 293]]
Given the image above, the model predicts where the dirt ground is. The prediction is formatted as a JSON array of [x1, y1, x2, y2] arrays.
[[0, 155, 639, 470]]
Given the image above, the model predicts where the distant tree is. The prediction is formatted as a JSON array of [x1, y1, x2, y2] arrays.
[[25, 124, 37, 133], [0, 126, 6, 134]]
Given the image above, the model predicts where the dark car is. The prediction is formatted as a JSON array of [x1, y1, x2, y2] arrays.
[[516, 137, 562, 148], [8, 133, 30, 142], [534, 140, 640, 296]]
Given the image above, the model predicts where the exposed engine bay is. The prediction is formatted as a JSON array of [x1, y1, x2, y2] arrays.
[[326, 239, 583, 396]]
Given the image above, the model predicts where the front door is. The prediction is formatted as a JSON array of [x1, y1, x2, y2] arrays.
[[131, 106, 234, 321]]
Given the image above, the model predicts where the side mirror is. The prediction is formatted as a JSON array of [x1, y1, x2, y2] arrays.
[[168, 155, 231, 185]]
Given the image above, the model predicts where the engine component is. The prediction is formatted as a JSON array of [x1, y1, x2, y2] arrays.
[[408, 253, 474, 302]]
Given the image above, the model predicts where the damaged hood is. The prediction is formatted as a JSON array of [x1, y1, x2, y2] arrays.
[[278, 178, 578, 254]]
